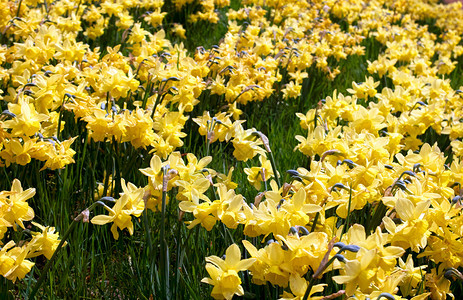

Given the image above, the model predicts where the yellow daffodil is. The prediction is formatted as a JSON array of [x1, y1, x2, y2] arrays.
[[202, 244, 256, 299]]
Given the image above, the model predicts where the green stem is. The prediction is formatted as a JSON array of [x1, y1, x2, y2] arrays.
[[268, 151, 281, 189], [142, 79, 152, 109], [340, 185, 352, 240], [90, 142, 100, 202], [143, 203, 153, 255], [174, 223, 190, 299], [160, 167, 170, 299], [301, 277, 316, 300], [102, 143, 112, 197], [252, 131, 281, 188], [44, 0, 48, 17], [105, 92, 110, 114], [310, 212, 320, 232], [56, 95, 68, 141], [206, 137, 211, 157], [77, 129, 88, 189], [368, 200, 387, 233], [16, 0, 23, 17], [29, 201, 104, 299], [149, 93, 160, 121]]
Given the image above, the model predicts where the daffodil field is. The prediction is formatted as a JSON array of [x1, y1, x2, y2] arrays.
[[3, 0, 463, 298]]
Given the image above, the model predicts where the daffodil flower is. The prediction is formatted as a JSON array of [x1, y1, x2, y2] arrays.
[[202, 244, 256, 300], [91, 191, 144, 240]]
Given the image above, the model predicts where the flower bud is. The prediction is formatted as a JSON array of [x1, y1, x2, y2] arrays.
[[333, 242, 346, 249], [289, 227, 298, 235], [377, 293, 395, 300], [331, 183, 349, 192], [341, 245, 360, 253], [286, 170, 300, 177], [402, 170, 416, 177], [444, 268, 463, 281], [342, 159, 357, 168], [100, 196, 116, 202], [333, 254, 345, 262], [1, 110, 16, 118], [296, 226, 309, 236], [451, 196, 461, 204]]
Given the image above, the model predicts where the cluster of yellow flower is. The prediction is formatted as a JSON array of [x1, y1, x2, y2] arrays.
[[190, 1, 463, 300], [119, 115, 463, 299], [4, 0, 453, 171], [2, 0, 463, 297], [0, 179, 63, 282], [91, 152, 214, 235]]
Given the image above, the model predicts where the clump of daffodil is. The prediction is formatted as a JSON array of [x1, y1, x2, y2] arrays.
[[202, 243, 256, 300], [91, 179, 145, 239], [3, 0, 463, 297], [0, 180, 64, 282], [0, 178, 35, 238], [0, 241, 35, 282], [334, 225, 406, 296], [244, 154, 275, 190]]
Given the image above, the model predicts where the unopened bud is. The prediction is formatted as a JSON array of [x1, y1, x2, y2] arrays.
[[333, 254, 345, 262], [341, 245, 360, 253], [333, 242, 346, 249], [100, 196, 116, 202], [377, 293, 395, 300], [342, 159, 357, 168], [451, 196, 461, 204], [1, 110, 16, 118], [252, 131, 271, 153], [320, 149, 344, 162], [402, 170, 416, 177], [444, 268, 463, 281], [331, 183, 349, 192], [296, 226, 309, 236], [287, 170, 300, 177]]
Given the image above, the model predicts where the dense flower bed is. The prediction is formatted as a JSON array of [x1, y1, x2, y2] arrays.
[[1, 0, 463, 298]]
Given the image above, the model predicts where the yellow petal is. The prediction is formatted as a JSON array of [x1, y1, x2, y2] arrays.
[[293, 188, 306, 209], [235, 258, 256, 271], [179, 201, 197, 212], [206, 255, 226, 270], [225, 244, 241, 267], [289, 274, 307, 296], [91, 215, 114, 225], [395, 197, 413, 221], [242, 240, 259, 257]]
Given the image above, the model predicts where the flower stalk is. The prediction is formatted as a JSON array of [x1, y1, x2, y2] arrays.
[[160, 166, 170, 299], [29, 201, 106, 299]]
